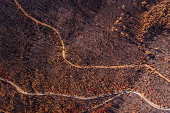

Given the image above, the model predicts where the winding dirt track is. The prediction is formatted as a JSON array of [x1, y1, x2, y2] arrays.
[[0, 77, 170, 111], [0, 0, 169, 112], [13, 0, 170, 83]]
